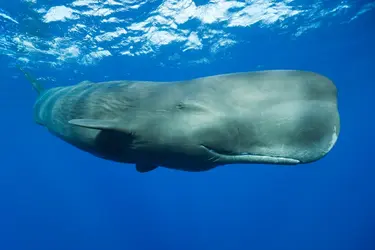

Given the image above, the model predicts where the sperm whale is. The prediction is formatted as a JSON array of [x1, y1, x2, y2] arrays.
[[23, 69, 340, 173]]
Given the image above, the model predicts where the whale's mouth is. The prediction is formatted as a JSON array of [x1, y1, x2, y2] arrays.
[[200, 145, 300, 165]]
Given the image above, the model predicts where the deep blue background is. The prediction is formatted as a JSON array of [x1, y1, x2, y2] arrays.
[[1, 1, 375, 250]]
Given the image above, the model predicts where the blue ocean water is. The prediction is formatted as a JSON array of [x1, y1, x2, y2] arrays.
[[1, 0, 375, 250]]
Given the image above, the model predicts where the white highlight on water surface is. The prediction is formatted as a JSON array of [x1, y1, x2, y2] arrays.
[[0, 0, 372, 67], [0, 12, 18, 24], [43, 6, 79, 23], [350, 2, 375, 21], [95, 28, 127, 42]]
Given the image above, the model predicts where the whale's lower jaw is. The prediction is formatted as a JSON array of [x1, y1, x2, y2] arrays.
[[200, 145, 300, 165]]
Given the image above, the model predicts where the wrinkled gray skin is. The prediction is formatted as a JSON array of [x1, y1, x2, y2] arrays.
[[32, 70, 340, 173]]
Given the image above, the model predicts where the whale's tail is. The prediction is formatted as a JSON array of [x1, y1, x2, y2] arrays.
[[17, 65, 44, 95]]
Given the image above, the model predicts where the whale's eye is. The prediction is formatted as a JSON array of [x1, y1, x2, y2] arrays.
[[176, 102, 185, 110]]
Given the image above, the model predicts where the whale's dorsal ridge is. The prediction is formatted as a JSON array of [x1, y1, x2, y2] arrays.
[[78, 80, 92, 85]]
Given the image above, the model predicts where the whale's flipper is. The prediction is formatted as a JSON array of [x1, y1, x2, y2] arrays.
[[136, 163, 158, 173], [70, 118, 158, 172], [69, 119, 121, 130], [17, 65, 45, 94], [68, 119, 135, 134]]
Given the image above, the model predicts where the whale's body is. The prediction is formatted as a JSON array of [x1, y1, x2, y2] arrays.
[[31, 70, 340, 172]]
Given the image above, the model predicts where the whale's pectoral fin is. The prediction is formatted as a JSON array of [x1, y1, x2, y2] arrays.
[[136, 163, 158, 173], [69, 119, 118, 130], [68, 119, 134, 134]]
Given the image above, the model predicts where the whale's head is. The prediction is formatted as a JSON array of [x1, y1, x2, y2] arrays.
[[193, 71, 341, 166], [198, 100, 340, 165]]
